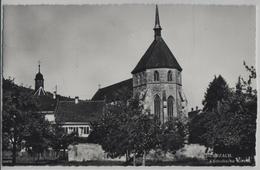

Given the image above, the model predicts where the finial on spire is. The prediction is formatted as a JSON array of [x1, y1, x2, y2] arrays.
[[153, 4, 162, 39], [38, 60, 41, 73]]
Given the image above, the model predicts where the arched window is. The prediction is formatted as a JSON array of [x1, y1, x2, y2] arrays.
[[154, 71, 159, 81], [167, 96, 174, 120], [154, 95, 161, 119], [167, 70, 172, 81]]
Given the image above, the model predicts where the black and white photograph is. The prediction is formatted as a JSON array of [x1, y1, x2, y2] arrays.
[[1, 0, 258, 167]]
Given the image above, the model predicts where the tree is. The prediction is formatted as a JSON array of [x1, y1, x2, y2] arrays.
[[49, 124, 78, 159], [127, 114, 160, 166], [3, 78, 38, 164], [202, 75, 230, 111], [88, 94, 159, 165], [87, 95, 143, 161], [189, 63, 257, 164], [23, 111, 52, 161], [89, 93, 187, 166], [159, 118, 186, 154], [2, 78, 52, 164]]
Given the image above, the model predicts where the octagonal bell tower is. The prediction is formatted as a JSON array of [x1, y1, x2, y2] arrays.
[[131, 5, 186, 123]]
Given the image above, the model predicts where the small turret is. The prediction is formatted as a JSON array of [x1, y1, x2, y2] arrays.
[[34, 61, 45, 96]]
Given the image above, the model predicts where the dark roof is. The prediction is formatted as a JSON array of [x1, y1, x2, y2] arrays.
[[35, 72, 43, 80], [55, 100, 105, 124], [131, 37, 182, 74], [35, 94, 57, 111], [92, 78, 133, 102], [33, 92, 72, 111]]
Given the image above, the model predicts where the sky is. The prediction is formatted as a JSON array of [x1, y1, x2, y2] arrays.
[[3, 4, 256, 110]]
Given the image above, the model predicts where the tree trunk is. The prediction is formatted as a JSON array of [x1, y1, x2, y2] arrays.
[[142, 150, 146, 166], [63, 148, 66, 160], [12, 127, 17, 165], [37, 153, 40, 162], [250, 156, 255, 165], [126, 150, 129, 162], [12, 141, 16, 165], [133, 153, 136, 166]]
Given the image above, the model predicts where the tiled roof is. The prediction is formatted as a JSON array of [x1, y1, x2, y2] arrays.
[[55, 100, 105, 124], [35, 94, 57, 111], [131, 37, 182, 74], [91, 78, 133, 102], [33, 92, 72, 111]]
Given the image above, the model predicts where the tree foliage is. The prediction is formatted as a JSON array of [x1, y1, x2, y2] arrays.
[[2, 78, 51, 163], [159, 118, 186, 154], [2, 78, 75, 163], [202, 75, 230, 112], [189, 63, 257, 162], [88, 94, 186, 165]]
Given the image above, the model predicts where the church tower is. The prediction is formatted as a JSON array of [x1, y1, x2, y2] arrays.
[[34, 62, 45, 96], [132, 5, 186, 123]]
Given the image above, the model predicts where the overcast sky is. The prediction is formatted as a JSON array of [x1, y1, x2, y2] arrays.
[[3, 4, 255, 109]]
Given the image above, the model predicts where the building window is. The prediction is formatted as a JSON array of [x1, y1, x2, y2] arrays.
[[167, 96, 174, 120], [154, 95, 161, 119], [87, 127, 90, 134], [167, 70, 172, 81], [154, 71, 159, 81], [83, 127, 87, 134]]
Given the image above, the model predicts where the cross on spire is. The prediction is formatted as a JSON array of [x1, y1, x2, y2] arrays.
[[38, 60, 41, 73], [153, 5, 162, 39]]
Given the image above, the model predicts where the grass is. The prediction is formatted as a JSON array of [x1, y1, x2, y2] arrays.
[[2, 158, 255, 166]]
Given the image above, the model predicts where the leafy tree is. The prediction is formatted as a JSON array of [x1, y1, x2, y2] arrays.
[[89, 93, 186, 166], [127, 114, 160, 166], [89, 93, 159, 165], [189, 62, 256, 164], [3, 78, 39, 164], [212, 62, 257, 162], [202, 75, 230, 111], [49, 124, 78, 159], [88, 95, 143, 161], [23, 111, 52, 161], [2, 78, 52, 164], [159, 118, 186, 154]]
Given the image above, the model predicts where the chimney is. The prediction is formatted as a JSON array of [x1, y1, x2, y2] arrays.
[[75, 96, 79, 104], [191, 107, 194, 111], [196, 106, 198, 111]]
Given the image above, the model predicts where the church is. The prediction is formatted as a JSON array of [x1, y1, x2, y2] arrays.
[[93, 5, 188, 123], [34, 5, 188, 136]]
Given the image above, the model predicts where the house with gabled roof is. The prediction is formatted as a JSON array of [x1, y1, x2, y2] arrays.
[[33, 63, 105, 137], [55, 100, 105, 137]]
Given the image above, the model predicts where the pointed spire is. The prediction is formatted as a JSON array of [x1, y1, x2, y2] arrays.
[[153, 5, 162, 39], [38, 60, 41, 73]]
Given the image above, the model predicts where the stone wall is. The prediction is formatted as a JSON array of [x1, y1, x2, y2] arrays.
[[68, 143, 106, 162]]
